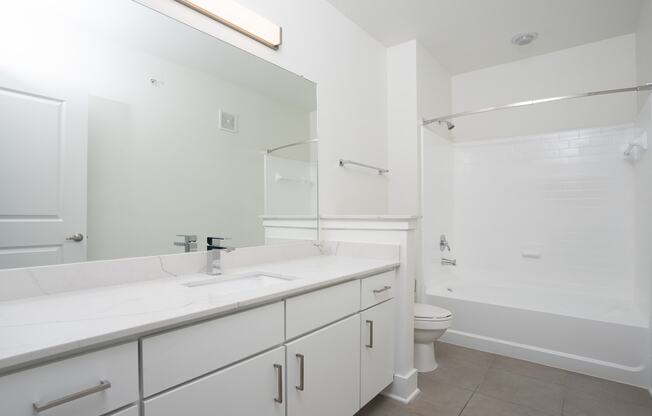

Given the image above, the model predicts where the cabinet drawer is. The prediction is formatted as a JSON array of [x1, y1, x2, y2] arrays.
[[142, 301, 284, 397], [0, 343, 138, 416], [361, 271, 395, 310], [145, 347, 285, 416], [286, 280, 360, 339]]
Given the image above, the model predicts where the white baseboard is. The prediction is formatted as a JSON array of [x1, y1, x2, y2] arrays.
[[383, 388, 420, 404], [382, 368, 420, 403], [442, 329, 649, 389]]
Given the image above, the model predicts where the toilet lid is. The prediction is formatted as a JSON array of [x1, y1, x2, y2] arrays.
[[414, 303, 452, 321]]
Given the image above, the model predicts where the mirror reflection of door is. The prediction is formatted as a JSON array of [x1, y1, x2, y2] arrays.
[[0, 80, 87, 268]]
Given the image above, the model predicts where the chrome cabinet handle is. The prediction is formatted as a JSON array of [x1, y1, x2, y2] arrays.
[[373, 285, 391, 294], [274, 364, 283, 403], [296, 354, 305, 391], [65, 233, 84, 242], [33, 380, 111, 412], [366, 320, 374, 348]]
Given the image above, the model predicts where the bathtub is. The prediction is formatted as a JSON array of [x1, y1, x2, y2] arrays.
[[425, 279, 650, 387]]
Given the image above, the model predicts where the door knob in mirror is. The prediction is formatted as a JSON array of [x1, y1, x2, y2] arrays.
[[66, 233, 84, 242]]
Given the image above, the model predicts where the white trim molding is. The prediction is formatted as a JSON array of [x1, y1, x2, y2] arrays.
[[319, 215, 420, 403]]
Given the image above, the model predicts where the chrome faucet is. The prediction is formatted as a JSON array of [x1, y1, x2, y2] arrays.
[[206, 236, 234, 276], [174, 234, 197, 252], [441, 258, 457, 266]]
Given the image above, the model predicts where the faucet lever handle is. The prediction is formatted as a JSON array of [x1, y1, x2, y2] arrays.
[[207, 236, 230, 243], [176, 234, 197, 243], [207, 236, 234, 251]]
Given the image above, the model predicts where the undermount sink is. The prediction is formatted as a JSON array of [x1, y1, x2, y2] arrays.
[[181, 273, 296, 295]]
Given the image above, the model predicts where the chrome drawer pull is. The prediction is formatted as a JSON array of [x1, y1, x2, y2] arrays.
[[373, 285, 391, 294], [366, 320, 374, 348], [296, 353, 305, 391], [33, 380, 111, 412], [274, 364, 283, 404]]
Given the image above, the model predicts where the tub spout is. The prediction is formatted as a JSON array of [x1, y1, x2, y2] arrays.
[[441, 258, 457, 266]]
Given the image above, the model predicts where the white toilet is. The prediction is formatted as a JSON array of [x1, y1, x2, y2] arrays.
[[413, 303, 453, 372]]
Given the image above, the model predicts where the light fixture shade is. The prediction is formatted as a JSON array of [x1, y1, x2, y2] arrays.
[[175, 0, 282, 49]]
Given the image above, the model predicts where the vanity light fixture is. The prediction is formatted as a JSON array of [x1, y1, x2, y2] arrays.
[[175, 0, 282, 50]]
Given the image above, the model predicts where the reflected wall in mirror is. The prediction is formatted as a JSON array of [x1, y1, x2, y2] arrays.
[[0, 0, 318, 269]]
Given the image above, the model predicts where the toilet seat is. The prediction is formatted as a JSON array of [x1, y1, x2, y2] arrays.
[[414, 303, 452, 330]]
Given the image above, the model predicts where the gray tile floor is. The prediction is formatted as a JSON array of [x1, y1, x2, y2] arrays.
[[357, 342, 652, 416]]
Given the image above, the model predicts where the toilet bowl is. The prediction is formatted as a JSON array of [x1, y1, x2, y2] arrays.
[[413, 303, 453, 372]]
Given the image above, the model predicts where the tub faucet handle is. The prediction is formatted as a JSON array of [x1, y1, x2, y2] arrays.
[[440, 234, 451, 252]]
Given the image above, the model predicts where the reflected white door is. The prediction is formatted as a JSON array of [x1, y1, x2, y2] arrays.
[[0, 78, 87, 269]]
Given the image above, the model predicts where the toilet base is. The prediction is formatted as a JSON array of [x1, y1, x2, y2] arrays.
[[414, 342, 438, 373]]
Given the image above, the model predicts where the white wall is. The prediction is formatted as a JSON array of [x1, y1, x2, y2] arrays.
[[137, 0, 389, 215], [386, 41, 418, 215], [386, 41, 452, 215], [417, 44, 452, 126], [634, 99, 652, 387], [635, 0, 652, 390], [451, 35, 638, 141], [420, 128, 454, 298], [637, 0, 652, 104]]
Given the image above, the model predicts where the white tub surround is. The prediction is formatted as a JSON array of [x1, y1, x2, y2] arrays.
[[0, 241, 398, 373], [320, 215, 420, 403]]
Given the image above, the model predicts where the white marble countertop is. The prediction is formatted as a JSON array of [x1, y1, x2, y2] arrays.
[[0, 255, 398, 373]]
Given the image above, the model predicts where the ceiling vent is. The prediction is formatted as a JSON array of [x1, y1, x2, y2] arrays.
[[511, 32, 539, 46]]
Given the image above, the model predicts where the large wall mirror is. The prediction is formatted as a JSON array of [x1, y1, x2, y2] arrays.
[[0, 0, 318, 269]]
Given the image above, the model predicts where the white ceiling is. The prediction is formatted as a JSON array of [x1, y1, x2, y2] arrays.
[[327, 0, 643, 74]]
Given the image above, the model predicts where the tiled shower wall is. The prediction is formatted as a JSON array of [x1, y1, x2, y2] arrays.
[[453, 124, 638, 301]]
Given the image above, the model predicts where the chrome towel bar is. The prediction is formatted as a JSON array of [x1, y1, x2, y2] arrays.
[[339, 159, 389, 175]]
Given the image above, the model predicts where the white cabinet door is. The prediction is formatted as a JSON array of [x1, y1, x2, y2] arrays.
[[145, 347, 285, 416], [0, 77, 87, 269], [360, 299, 396, 407], [286, 315, 360, 416]]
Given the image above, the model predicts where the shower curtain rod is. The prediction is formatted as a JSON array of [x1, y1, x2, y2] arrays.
[[422, 82, 652, 127], [266, 139, 319, 154]]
